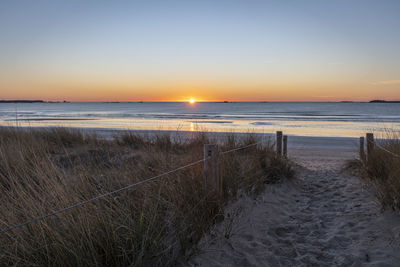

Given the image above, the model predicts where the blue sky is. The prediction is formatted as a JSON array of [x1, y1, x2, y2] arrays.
[[0, 0, 399, 101]]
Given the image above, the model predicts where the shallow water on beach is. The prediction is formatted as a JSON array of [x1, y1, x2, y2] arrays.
[[0, 102, 399, 137]]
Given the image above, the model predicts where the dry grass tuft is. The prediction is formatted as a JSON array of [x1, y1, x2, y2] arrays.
[[352, 131, 400, 211], [0, 127, 293, 266]]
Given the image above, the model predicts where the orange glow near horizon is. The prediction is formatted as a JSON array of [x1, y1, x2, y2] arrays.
[[1, 77, 400, 102]]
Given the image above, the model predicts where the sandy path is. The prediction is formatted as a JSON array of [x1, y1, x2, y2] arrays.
[[188, 149, 400, 266]]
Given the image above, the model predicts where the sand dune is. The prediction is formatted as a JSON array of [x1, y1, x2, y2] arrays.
[[188, 148, 400, 266]]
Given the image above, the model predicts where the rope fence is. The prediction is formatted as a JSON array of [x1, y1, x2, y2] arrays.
[[375, 142, 400, 158], [0, 131, 287, 235], [360, 133, 400, 164], [219, 141, 262, 155], [0, 158, 207, 235]]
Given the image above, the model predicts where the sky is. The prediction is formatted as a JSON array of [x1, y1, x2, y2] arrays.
[[0, 0, 399, 102]]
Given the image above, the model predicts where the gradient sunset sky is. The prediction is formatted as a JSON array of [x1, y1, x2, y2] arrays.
[[1, 0, 399, 102]]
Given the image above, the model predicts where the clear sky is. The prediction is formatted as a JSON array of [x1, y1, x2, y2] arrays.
[[0, 0, 399, 102]]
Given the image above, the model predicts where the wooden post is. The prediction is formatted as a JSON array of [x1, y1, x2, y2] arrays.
[[359, 137, 366, 163], [366, 133, 374, 162], [204, 144, 220, 196], [360, 137, 367, 163], [283, 135, 288, 158], [276, 131, 283, 156]]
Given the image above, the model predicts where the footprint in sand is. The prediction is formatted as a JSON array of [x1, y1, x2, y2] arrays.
[[188, 149, 400, 266]]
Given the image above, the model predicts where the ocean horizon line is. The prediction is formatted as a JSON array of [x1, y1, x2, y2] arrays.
[[1, 100, 400, 104]]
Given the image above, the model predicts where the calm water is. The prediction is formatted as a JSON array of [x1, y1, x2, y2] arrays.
[[0, 102, 399, 137]]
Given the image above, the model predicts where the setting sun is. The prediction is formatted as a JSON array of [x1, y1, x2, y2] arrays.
[[189, 98, 196, 104]]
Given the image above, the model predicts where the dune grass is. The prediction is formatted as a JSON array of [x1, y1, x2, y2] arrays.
[[350, 131, 400, 211], [0, 127, 293, 266]]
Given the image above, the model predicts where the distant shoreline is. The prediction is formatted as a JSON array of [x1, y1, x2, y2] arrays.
[[0, 100, 44, 103], [369, 100, 400, 103], [0, 100, 69, 103]]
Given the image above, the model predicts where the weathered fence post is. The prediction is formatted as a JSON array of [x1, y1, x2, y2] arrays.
[[276, 131, 283, 156], [283, 135, 288, 158], [204, 144, 220, 197], [366, 133, 374, 163], [359, 136, 366, 163]]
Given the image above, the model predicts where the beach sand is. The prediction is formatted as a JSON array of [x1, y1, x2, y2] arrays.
[[187, 141, 400, 266]]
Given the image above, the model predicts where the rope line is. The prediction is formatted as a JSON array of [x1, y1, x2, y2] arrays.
[[220, 141, 263, 155], [374, 142, 400, 158], [0, 141, 263, 235], [367, 138, 400, 158], [0, 158, 206, 235]]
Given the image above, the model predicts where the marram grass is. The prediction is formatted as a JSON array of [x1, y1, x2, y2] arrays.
[[0, 127, 293, 266]]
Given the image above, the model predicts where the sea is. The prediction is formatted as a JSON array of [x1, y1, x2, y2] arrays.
[[0, 102, 399, 138]]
